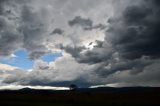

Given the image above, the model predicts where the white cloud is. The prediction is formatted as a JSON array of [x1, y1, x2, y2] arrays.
[[0, 63, 18, 71]]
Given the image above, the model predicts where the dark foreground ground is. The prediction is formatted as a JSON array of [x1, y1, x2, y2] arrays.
[[0, 87, 160, 106]]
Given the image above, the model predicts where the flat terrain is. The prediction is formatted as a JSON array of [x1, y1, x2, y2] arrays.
[[0, 87, 160, 106]]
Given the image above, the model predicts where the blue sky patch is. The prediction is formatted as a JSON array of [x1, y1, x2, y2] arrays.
[[0, 49, 62, 70], [0, 49, 33, 70], [41, 52, 62, 63]]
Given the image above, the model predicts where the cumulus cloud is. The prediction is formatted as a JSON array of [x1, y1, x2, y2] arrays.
[[2, 55, 99, 87], [0, 64, 18, 71], [0, 63, 19, 79]]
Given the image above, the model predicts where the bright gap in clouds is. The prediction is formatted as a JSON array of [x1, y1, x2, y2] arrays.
[[0, 85, 69, 90], [0, 49, 62, 70]]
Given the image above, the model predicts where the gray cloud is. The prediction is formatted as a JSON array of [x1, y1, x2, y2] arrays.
[[61, 40, 114, 64], [103, 59, 160, 87], [68, 16, 93, 29], [60, 44, 86, 58], [0, 0, 109, 59], [51, 28, 64, 35], [95, 56, 152, 77], [19, 5, 52, 59], [61, 0, 160, 86], [0, 1, 26, 57], [68, 16, 107, 31], [0, 0, 52, 59], [0, 0, 23, 56], [107, 0, 160, 60], [84, 23, 107, 31], [2, 57, 97, 87]]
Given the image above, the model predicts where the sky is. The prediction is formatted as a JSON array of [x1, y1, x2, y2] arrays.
[[0, 0, 160, 88]]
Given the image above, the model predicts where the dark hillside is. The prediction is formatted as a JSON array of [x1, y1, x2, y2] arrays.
[[0, 87, 160, 106]]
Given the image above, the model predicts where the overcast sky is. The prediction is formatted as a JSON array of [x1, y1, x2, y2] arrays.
[[0, 0, 160, 88]]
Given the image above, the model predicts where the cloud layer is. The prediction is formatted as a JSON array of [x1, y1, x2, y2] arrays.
[[0, 0, 160, 87]]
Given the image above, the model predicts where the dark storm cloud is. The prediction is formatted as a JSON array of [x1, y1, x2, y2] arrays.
[[94, 56, 152, 78], [20, 5, 50, 60], [107, 0, 160, 60], [51, 28, 64, 35], [103, 59, 160, 87], [61, 40, 114, 64], [0, 0, 5, 15], [0, 31, 23, 56], [0, 0, 52, 59], [94, 0, 160, 78], [60, 44, 86, 58], [68, 16, 93, 28], [64, 0, 160, 79], [0, 0, 48, 59], [0, 0, 23, 56]]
